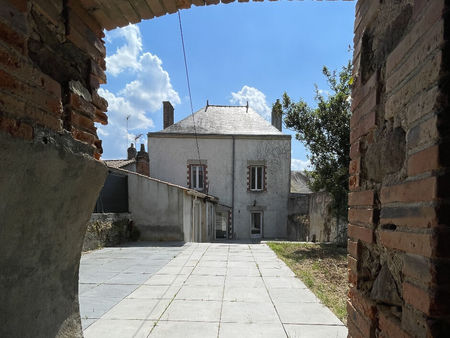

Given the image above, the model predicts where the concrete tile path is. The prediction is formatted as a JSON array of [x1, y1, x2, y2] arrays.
[[79, 242, 347, 338]]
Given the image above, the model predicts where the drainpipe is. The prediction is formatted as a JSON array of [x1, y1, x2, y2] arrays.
[[231, 135, 235, 239]]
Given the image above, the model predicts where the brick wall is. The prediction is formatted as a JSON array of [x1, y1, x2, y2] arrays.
[[349, 0, 450, 336], [0, 0, 108, 159]]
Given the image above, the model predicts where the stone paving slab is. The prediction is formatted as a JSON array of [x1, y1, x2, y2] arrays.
[[80, 242, 347, 337]]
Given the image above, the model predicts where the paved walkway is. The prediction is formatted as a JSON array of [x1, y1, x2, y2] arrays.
[[80, 243, 347, 338]]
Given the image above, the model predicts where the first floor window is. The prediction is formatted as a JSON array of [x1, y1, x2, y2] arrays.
[[191, 165, 204, 190], [250, 166, 264, 191]]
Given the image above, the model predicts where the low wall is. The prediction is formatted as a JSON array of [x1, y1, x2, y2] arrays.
[[82, 213, 132, 251], [126, 171, 189, 241], [288, 192, 346, 244]]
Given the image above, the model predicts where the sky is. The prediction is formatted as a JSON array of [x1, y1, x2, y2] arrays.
[[98, 0, 356, 171]]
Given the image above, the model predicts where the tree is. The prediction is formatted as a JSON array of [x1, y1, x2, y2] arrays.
[[278, 62, 352, 221]]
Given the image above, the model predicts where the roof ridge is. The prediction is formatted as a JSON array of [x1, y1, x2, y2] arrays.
[[207, 104, 247, 108]]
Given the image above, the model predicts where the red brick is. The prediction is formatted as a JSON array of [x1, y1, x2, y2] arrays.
[[380, 177, 437, 204], [408, 145, 440, 176], [407, 115, 439, 151], [351, 89, 377, 129], [349, 174, 360, 191], [25, 105, 62, 132], [6, 0, 28, 12], [70, 111, 96, 133], [69, 93, 95, 116], [91, 90, 108, 111], [351, 69, 378, 112], [349, 158, 360, 175], [72, 128, 96, 145], [378, 311, 410, 338], [379, 230, 433, 257], [386, 20, 443, 94], [94, 108, 108, 125], [405, 86, 439, 125], [386, 0, 445, 75], [347, 301, 375, 338], [350, 109, 376, 143], [349, 190, 374, 206], [386, 52, 442, 120], [0, 21, 26, 54], [349, 287, 377, 321], [403, 282, 431, 315], [0, 115, 33, 140], [350, 139, 361, 160], [348, 224, 374, 244], [348, 239, 359, 259], [349, 269, 358, 287], [348, 256, 358, 273], [67, 0, 104, 38], [380, 205, 438, 229], [348, 207, 373, 226]]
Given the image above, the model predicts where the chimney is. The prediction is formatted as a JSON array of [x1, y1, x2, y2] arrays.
[[127, 143, 136, 160], [271, 99, 282, 131], [163, 101, 174, 129], [136, 144, 150, 176]]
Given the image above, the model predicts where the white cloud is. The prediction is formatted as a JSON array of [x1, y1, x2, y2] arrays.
[[230, 85, 271, 119], [119, 52, 180, 111], [97, 25, 180, 158], [105, 25, 142, 76], [291, 158, 311, 171]]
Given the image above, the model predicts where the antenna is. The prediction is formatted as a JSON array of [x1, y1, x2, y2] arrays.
[[134, 133, 143, 144], [246, 101, 249, 112], [126, 115, 131, 150]]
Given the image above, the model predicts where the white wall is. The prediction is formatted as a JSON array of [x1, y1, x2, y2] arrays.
[[148, 134, 291, 240]]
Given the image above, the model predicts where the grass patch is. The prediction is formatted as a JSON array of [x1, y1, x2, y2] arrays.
[[268, 242, 348, 324]]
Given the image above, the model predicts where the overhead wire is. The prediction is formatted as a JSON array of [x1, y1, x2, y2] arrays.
[[177, 10, 207, 191]]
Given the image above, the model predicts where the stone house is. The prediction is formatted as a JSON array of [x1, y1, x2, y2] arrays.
[[148, 101, 291, 240]]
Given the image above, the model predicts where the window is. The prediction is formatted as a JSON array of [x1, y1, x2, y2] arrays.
[[250, 166, 264, 191], [190, 165, 204, 190]]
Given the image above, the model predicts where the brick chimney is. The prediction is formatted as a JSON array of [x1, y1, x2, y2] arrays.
[[163, 101, 174, 129], [136, 144, 149, 176], [127, 143, 136, 160]]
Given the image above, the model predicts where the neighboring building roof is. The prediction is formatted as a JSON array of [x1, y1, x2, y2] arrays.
[[157, 105, 285, 135], [291, 171, 312, 194], [104, 159, 136, 169]]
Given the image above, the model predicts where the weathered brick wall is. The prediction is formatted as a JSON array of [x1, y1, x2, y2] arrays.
[[349, 0, 449, 336], [1, 0, 107, 159]]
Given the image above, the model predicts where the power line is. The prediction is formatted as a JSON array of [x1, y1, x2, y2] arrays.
[[178, 10, 206, 191]]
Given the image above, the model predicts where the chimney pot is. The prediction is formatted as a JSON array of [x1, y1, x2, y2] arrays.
[[127, 143, 136, 160], [163, 101, 174, 129], [136, 144, 149, 176]]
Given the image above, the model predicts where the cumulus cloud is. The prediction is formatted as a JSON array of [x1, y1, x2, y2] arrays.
[[119, 52, 180, 111], [230, 85, 271, 119], [97, 25, 180, 158], [105, 25, 143, 76], [291, 158, 311, 171]]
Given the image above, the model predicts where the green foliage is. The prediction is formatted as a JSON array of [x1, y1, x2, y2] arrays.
[[278, 62, 352, 219]]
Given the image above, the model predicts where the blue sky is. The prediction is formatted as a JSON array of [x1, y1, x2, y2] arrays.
[[98, 0, 356, 170]]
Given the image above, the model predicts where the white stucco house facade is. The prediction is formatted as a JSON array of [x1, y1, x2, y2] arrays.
[[148, 102, 291, 240]]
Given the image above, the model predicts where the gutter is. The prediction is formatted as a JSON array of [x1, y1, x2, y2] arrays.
[[231, 135, 235, 239]]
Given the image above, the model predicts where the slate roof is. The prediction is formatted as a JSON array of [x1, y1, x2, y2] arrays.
[[104, 159, 135, 169], [291, 171, 312, 194], [158, 105, 285, 135]]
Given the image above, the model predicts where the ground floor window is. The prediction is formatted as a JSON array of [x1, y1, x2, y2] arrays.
[[215, 212, 228, 239], [251, 211, 263, 238]]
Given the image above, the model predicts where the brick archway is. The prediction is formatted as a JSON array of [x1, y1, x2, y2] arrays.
[[0, 1, 448, 337]]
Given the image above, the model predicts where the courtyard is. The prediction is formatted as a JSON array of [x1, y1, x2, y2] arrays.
[[79, 242, 346, 337]]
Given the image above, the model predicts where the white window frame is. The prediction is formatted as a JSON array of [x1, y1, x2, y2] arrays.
[[250, 165, 264, 191], [191, 165, 204, 191]]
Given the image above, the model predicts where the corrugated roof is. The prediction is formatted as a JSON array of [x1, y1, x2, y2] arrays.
[[104, 159, 135, 169], [291, 171, 312, 194], [159, 105, 284, 135]]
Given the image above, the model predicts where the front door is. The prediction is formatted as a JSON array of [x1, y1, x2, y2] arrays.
[[250, 212, 262, 239]]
